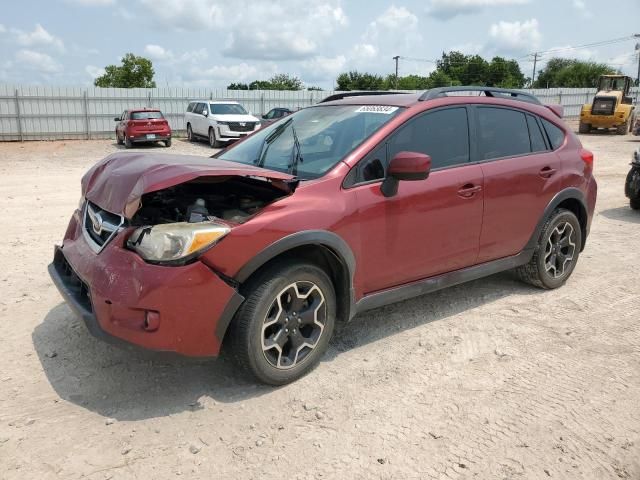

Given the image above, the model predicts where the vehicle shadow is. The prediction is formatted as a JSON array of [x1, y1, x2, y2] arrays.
[[34, 271, 537, 421], [599, 206, 640, 224], [112, 141, 171, 151]]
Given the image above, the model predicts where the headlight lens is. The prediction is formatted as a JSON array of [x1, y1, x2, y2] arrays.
[[127, 222, 230, 263], [216, 121, 230, 126]]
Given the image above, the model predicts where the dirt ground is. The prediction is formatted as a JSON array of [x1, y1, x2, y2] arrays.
[[0, 131, 639, 480]]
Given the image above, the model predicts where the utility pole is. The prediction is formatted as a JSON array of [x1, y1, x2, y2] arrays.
[[531, 52, 539, 87], [634, 34, 640, 104], [392, 55, 400, 89]]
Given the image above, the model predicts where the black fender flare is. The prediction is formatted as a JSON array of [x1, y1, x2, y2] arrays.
[[215, 231, 357, 343], [525, 187, 589, 251]]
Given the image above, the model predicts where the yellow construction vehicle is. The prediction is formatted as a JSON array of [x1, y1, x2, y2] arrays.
[[579, 75, 636, 135]]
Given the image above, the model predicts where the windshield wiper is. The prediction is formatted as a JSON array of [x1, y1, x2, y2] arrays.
[[288, 124, 303, 176], [255, 118, 293, 168]]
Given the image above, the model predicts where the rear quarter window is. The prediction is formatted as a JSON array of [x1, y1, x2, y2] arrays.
[[187, 102, 195, 113], [541, 118, 565, 150], [526, 114, 548, 152], [477, 107, 530, 160]]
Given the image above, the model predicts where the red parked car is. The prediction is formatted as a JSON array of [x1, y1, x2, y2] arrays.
[[115, 109, 172, 148], [50, 87, 597, 385]]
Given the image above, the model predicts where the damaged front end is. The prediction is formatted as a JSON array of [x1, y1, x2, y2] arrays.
[[126, 176, 292, 265], [80, 152, 297, 265]]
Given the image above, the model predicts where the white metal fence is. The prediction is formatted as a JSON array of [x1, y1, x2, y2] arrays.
[[0, 85, 637, 141]]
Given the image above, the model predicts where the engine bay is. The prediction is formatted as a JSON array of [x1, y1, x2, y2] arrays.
[[131, 176, 289, 226]]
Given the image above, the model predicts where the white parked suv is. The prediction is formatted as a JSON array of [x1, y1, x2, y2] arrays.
[[185, 100, 261, 148]]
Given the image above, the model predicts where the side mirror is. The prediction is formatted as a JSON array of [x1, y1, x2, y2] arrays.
[[202, 111, 208, 117], [114, 117, 121, 121], [381, 151, 431, 198]]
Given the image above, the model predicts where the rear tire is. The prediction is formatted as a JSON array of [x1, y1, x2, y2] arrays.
[[616, 119, 629, 135], [228, 262, 336, 385], [631, 198, 640, 210], [578, 122, 590, 134], [516, 209, 582, 289], [164, 138, 172, 147], [124, 136, 132, 149], [186, 124, 194, 142]]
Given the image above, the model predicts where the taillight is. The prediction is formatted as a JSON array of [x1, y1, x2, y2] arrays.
[[580, 149, 594, 173]]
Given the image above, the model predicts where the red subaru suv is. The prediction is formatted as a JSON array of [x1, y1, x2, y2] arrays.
[[114, 108, 172, 148], [50, 87, 597, 385]]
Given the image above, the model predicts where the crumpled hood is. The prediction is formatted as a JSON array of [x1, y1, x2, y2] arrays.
[[81, 152, 295, 219]]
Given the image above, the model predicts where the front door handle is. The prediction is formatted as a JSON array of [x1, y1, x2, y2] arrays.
[[539, 166, 557, 178], [457, 184, 482, 198]]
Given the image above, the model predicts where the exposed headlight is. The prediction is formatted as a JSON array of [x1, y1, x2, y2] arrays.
[[127, 222, 230, 264]]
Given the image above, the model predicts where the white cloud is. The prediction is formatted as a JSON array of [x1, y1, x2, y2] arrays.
[[572, 0, 593, 17], [144, 44, 173, 61], [427, 0, 529, 19], [0, 24, 6, 33], [139, 0, 347, 61], [351, 43, 378, 60], [301, 55, 347, 81], [68, 0, 116, 4], [85, 65, 106, 79], [368, 5, 418, 34], [15, 50, 62, 73], [13, 24, 64, 52], [488, 18, 541, 54], [181, 61, 279, 86], [449, 42, 484, 55]]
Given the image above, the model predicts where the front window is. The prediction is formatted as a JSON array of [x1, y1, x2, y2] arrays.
[[131, 111, 164, 120], [218, 105, 404, 180], [210, 103, 248, 115]]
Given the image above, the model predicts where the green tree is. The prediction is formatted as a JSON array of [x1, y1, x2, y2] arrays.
[[425, 70, 458, 88], [268, 73, 303, 90], [336, 71, 386, 90], [534, 58, 617, 88], [227, 82, 249, 90], [94, 53, 156, 88]]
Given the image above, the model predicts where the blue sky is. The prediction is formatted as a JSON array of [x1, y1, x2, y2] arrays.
[[0, 0, 639, 89]]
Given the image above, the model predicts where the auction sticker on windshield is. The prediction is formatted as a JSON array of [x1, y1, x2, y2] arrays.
[[355, 106, 399, 114]]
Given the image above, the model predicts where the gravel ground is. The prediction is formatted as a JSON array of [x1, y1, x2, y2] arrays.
[[0, 132, 639, 480]]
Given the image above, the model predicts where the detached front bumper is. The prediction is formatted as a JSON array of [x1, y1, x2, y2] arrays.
[[48, 213, 243, 357]]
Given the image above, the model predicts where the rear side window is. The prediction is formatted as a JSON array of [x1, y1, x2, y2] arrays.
[[477, 107, 530, 160], [388, 107, 470, 169], [541, 118, 565, 150], [131, 111, 163, 120], [526, 114, 547, 152], [187, 102, 195, 113]]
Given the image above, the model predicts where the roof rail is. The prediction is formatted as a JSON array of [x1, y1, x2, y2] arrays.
[[319, 91, 406, 103], [419, 86, 542, 105]]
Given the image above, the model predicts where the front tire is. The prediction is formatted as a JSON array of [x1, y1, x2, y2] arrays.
[[631, 198, 640, 210], [209, 127, 220, 148], [116, 131, 123, 145], [516, 209, 582, 289], [578, 122, 590, 134], [228, 262, 336, 385]]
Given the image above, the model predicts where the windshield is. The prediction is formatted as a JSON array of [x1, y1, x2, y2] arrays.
[[131, 111, 163, 120], [218, 105, 404, 179], [210, 103, 248, 115], [599, 77, 627, 91]]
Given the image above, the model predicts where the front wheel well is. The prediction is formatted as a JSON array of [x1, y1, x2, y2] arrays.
[[555, 198, 588, 251], [237, 244, 352, 327]]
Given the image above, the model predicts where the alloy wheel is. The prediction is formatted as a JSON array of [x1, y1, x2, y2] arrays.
[[544, 222, 576, 278], [261, 281, 326, 369]]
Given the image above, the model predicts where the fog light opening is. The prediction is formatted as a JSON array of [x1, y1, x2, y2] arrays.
[[144, 311, 160, 332]]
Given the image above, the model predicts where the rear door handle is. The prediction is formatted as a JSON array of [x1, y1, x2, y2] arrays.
[[539, 166, 557, 178], [457, 184, 482, 198]]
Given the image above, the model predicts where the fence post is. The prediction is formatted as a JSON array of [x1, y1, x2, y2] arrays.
[[148, 92, 152, 108], [83, 90, 90, 140], [260, 93, 265, 116], [14, 89, 23, 142]]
